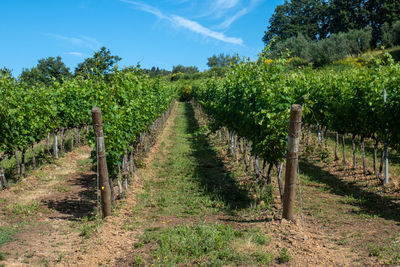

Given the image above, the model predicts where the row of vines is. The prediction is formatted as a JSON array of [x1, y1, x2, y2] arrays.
[[192, 53, 400, 187], [0, 71, 177, 189]]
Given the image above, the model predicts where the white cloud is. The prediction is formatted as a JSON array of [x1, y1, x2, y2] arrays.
[[121, 0, 243, 45], [216, 0, 262, 29], [217, 8, 249, 29], [45, 33, 101, 50], [120, 0, 166, 19], [64, 52, 85, 57], [171, 15, 243, 45], [215, 0, 240, 9]]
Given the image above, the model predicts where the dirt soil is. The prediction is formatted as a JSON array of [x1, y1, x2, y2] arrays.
[[0, 146, 96, 266]]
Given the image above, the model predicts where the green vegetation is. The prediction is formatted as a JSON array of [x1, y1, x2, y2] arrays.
[[0, 55, 177, 186], [0, 224, 22, 246], [137, 223, 274, 266], [278, 248, 291, 263], [72, 216, 98, 239], [264, 0, 400, 65], [4, 201, 40, 217], [126, 103, 276, 266]]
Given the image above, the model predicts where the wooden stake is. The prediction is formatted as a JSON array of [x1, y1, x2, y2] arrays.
[[283, 104, 302, 221], [335, 132, 339, 161], [53, 131, 59, 159], [0, 154, 8, 189], [92, 107, 112, 218]]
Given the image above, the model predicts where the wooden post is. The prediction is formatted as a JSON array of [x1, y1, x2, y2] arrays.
[[53, 131, 59, 159], [0, 154, 8, 189], [283, 104, 302, 221], [92, 107, 112, 218]]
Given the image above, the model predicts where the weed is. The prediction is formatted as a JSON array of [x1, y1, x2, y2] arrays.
[[140, 223, 244, 265], [73, 216, 96, 239], [253, 251, 274, 264], [133, 254, 145, 266], [38, 257, 50, 267], [24, 250, 35, 258], [56, 253, 64, 262], [0, 251, 7, 261], [251, 233, 271, 246], [77, 158, 91, 168], [319, 149, 330, 161], [305, 145, 315, 154], [0, 224, 22, 246], [278, 248, 291, 263], [368, 243, 383, 257], [5, 201, 40, 217], [337, 237, 349, 246], [54, 185, 70, 193]]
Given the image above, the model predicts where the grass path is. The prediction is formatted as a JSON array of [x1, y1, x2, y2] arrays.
[[86, 102, 356, 266]]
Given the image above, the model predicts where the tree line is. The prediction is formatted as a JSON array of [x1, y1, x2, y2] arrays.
[[264, 0, 400, 65]]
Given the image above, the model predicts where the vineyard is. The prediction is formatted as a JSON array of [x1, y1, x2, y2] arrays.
[[1, 54, 400, 266]]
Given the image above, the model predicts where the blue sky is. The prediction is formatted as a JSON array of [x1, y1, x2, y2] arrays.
[[0, 0, 283, 76]]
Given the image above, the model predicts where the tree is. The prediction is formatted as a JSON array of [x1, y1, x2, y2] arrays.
[[141, 66, 171, 77], [20, 67, 42, 86], [268, 33, 313, 60], [172, 65, 199, 74], [0, 67, 13, 79], [366, 0, 400, 45], [75, 47, 122, 78], [20, 56, 71, 86], [382, 20, 400, 47], [263, 0, 329, 46], [328, 0, 369, 35], [207, 53, 239, 68]]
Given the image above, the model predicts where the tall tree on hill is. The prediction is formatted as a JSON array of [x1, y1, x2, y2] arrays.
[[328, 0, 369, 35], [207, 53, 239, 68], [366, 0, 400, 44], [172, 65, 199, 74], [263, 0, 400, 47], [20, 56, 71, 86], [75, 47, 121, 78], [263, 0, 329, 45]]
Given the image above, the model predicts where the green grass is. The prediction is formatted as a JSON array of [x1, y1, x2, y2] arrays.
[[72, 216, 97, 239], [3, 201, 41, 217], [0, 251, 7, 261], [128, 103, 274, 266], [0, 224, 24, 246], [54, 185, 70, 193], [135, 223, 273, 266], [131, 103, 245, 221], [366, 235, 400, 265], [278, 248, 291, 263]]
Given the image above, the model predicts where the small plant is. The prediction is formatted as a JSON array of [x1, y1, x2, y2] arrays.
[[368, 243, 382, 257], [0, 225, 19, 246], [305, 145, 315, 154], [133, 254, 145, 266], [0, 251, 7, 261], [56, 253, 64, 263], [253, 251, 274, 265], [278, 248, 291, 263], [319, 149, 329, 161], [134, 242, 144, 249], [38, 257, 50, 267], [251, 233, 271, 246], [74, 216, 96, 239], [55, 185, 70, 193], [5, 201, 40, 217]]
